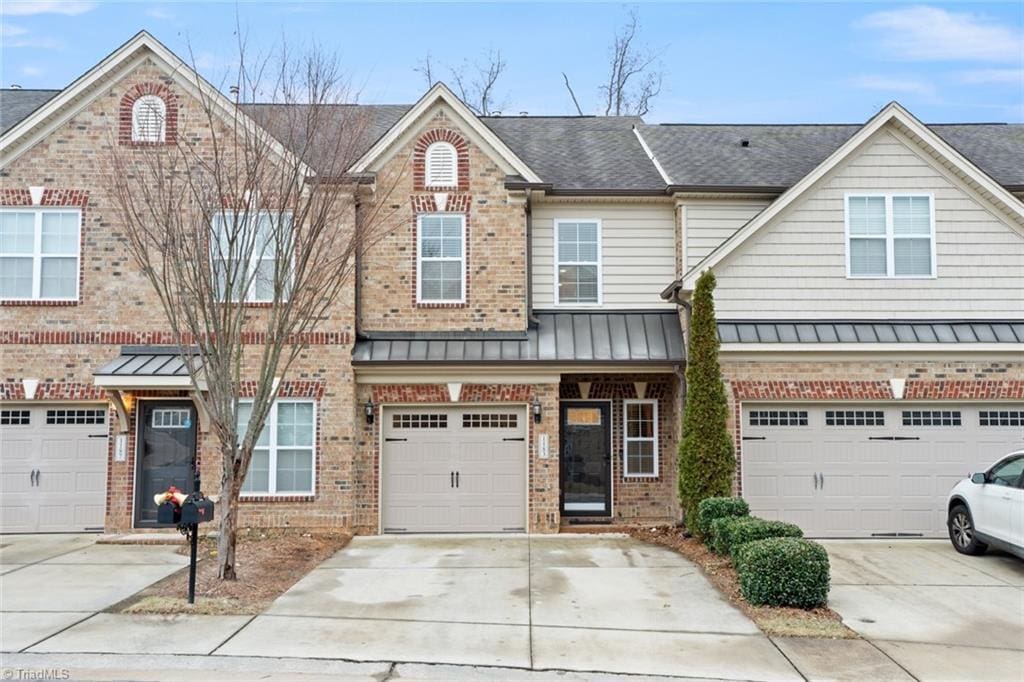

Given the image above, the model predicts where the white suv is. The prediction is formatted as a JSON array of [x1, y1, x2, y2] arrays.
[[947, 451, 1024, 559]]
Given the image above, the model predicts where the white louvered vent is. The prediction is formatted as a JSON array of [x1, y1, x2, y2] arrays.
[[131, 95, 166, 143], [425, 141, 457, 187]]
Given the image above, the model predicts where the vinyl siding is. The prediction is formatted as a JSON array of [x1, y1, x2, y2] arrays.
[[684, 200, 770, 271], [712, 127, 1024, 319], [532, 202, 675, 309]]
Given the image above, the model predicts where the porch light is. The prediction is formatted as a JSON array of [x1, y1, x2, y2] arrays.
[[364, 399, 375, 425], [532, 396, 542, 423]]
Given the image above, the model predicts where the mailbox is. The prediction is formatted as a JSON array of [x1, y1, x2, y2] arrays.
[[180, 497, 215, 525], [157, 501, 181, 525]]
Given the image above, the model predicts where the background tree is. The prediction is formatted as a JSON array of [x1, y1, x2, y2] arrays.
[[108, 41, 401, 580], [563, 7, 664, 116], [415, 48, 508, 115], [678, 269, 735, 530]]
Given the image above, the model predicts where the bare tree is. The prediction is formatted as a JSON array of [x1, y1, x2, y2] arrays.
[[414, 52, 437, 90], [450, 48, 507, 115], [600, 8, 663, 116], [562, 72, 584, 116], [107, 41, 402, 580]]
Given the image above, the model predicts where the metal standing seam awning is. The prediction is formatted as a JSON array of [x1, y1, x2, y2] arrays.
[[93, 346, 205, 432], [351, 311, 686, 365], [717, 320, 1024, 345]]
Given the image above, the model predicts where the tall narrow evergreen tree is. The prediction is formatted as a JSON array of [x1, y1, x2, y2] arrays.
[[678, 270, 735, 532]]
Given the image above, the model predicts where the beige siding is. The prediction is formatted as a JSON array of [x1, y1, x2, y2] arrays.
[[684, 200, 769, 271], [531, 202, 675, 309], [712, 127, 1024, 319]]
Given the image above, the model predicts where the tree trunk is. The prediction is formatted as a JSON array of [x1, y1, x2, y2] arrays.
[[217, 459, 242, 580]]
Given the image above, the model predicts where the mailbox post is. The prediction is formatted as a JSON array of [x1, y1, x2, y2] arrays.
[[154, 464, 214, 604]]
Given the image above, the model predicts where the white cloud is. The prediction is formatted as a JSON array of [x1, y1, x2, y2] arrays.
[[858, 5, 1024, 62], [145, 6, 173, 20], [21, 65, 43, 77], [954, 68, 1024, 86], [4, 35, 63, 49], [849, 75, 937, 97], [1, 23, 28, 36], [2, 1, 95, 15]]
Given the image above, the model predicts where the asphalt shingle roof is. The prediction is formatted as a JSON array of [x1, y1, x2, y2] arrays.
[[0, 89, 60, 134], [640, 123, 1024, 189]]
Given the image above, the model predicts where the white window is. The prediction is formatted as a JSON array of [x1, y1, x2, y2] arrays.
[[623, 399, 658, 477], [131, 95, 167, 143], [417, 213, 465, 303], [555, 219, 601, 304], [240, 400, 315, 495], [0, 209, 80, 301], [212, 211, 292, 303], [846, 194, 934, 278], [425, 141, 457, 187]]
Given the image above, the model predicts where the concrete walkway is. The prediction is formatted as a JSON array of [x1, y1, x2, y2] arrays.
[[824, 540, 1024, 681]]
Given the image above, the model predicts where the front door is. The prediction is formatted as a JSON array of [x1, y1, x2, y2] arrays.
[[560, 402, 611, 516], [135, 401, 197, 527]]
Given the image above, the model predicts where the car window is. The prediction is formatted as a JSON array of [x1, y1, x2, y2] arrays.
[[988, 456, 1024, 487]]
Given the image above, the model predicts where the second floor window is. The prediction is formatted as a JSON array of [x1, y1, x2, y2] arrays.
[[131, 95, 167, 143], [417, 214, 465, 303], [847, 194, 934, 278], [425, 141, 457, 187], [212, 211, 291, 303], [556, 219, 601, 304], [0, 208, 80, 301]]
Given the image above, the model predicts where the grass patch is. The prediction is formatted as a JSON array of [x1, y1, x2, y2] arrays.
[[109, 528, 350, 616], [627, 525, 857, 639]]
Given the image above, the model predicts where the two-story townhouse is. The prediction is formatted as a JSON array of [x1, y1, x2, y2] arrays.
[[2, 31, 1022, 539]]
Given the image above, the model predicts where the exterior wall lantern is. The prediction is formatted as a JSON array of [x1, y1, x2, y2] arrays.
[[532, 395, 542, 423], [364, 399, 375, 425]]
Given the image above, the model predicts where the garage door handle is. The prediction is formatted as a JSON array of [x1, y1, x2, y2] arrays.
[[503, 437, 525, 441], [743, 436, 766, 441], [88, 434, 107, 438], [451, 471, 454, 488], [385, 438, 407, 442], [30, 469, 38, 487], [455, 471, 460, 488]]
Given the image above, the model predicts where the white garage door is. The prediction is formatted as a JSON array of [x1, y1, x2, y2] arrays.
[[1, 405, 108, 533], [742, 403, 1024, 538], [382, 406, 527, 533]]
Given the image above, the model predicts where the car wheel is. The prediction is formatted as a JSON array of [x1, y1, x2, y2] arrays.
[[948, 504, 987, 556]]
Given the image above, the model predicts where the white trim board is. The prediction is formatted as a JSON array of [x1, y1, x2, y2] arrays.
[[680, 101, 1024, 290]]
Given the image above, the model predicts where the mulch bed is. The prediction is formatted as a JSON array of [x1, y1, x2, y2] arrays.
[[627, 525, 857, 638], [109, 528, 351, 615]]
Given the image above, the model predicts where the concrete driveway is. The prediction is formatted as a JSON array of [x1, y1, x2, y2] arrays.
[[1, 534, 189, 653], [825, 540, 1024, 681], [216, 534, 801, 681]]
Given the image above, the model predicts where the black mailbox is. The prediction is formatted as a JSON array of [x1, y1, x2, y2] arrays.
[[157, 501, 181, 525], [180, 497, 215, 525]]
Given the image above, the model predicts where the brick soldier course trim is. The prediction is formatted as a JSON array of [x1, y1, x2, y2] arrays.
[[732, 379, 1024, 401], [0, 188, 90, 307], [0, 381, 107, 401], [1, 330, 352, 345], [118, 81, 179, 146]]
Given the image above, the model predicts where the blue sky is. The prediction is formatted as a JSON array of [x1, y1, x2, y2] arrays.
[[2, 1, 1022, 123]]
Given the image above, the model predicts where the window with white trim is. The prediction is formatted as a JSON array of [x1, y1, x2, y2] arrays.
[[556, 219, 600, 304], [131, 95, 166, 143], [240, 400, 315, 495], [847, 194, 934, 278], [624, 399, 658, 477], [212, 211, 292, 303], [417, 214, 465, 303], [425, 141, 457, 187], [0, 209, 80, 301]]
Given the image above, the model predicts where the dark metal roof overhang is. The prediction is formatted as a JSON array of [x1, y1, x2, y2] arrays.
[[352, 311, 685, 365], [94, 345, 202, 388], [717, 320, 1024, 345]]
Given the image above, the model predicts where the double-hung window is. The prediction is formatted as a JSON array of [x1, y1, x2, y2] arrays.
[[623, 399, 658, 477], [239, 400, 316, 495], [555, 219, 601, 304], [417, 213, 465, 303], [0, 208, 80, 301], [212, 211, 292, 303], [846, 194, 934, 278]]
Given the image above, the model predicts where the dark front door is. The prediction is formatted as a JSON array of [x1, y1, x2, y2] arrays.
[[135, 401, 198, 527], [560, 402, 611, 516]]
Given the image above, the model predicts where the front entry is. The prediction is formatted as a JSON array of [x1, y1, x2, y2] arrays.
[[560, 402, 611, 516], [135, 401, 198, 527]]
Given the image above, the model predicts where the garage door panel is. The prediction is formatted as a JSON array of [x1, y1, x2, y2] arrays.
[[744, 402, 1024, 538]]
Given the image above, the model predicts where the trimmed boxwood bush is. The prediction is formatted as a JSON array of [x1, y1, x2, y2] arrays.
[[733, 537, 830, 608], [695, 497, 749, 539], [708, 515, 747, 555], [727, 518, 803, 561]]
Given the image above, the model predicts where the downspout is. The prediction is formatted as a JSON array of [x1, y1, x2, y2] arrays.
[[353, 193, 363, 340], [525, 189, 540, 326], [674, 295, 692, 528]]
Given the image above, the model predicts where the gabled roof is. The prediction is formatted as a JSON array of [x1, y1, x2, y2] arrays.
[[0, 31, 308, 175], [349, 82, 543, 184], [640, 122, 1024, 191], [675, 102, 1024, 291]]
